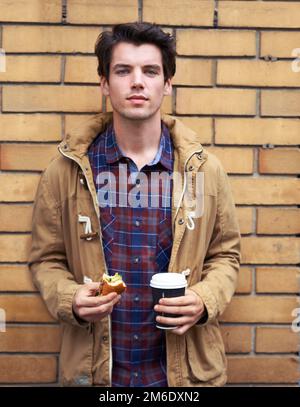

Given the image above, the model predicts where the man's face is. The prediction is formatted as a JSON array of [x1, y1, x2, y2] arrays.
[[100, 42, 172, 121]]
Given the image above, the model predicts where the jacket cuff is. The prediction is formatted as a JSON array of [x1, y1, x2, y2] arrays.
[[57, 284, 90, 330], [189, 282, 218, 326]]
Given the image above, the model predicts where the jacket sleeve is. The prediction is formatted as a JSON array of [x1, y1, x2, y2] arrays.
[[189, 163, 241, 325], [28, 169, 88, 328]]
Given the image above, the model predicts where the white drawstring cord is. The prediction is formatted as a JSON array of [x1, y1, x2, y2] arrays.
[[186, 211, 196, 230], [78, 214, 93, 241]]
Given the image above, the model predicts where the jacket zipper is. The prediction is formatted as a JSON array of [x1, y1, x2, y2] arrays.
[[58, 147, 112, 387]]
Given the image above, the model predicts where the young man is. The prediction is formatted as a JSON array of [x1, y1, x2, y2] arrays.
[[29, 22, 240, 387]]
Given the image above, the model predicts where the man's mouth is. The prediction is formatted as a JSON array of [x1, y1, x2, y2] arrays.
[[127, 95, 148, 101]]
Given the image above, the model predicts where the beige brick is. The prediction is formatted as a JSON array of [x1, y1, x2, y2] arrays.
[[177, 29, 256, 56], [173, 59, 213, 86], [143, 0, 214, 26], [257, 208, 300, 235], [256, 267, 299, 294], [259, 148, 300, 175], [176, 88, 256, 115], [256, 327, 299, 353], [236, 267, 252, 294], [230, 177, 300, 205], [175, 117, 212, 145], [261, 31, 300, 58], [221, 296, 298, 323], [0, 235, 31, 262], [219, 1, 300, 28], [0, 0, 61, 22], [220, 326, 252, 353], [1, 144, 58, 171], [241, 237, 300, 264], [206, 147, 253, 174], [215, 118, 300, 146], [236, 207, 253, 235], [68, 0, 138, 24], [0, 356, 57, 383], [3, 85, 101, 113], [3, 26, 101, 53], [261, 90, 300, 117], [0, 204, 33, 232], [64, 114, 97, 136], [217, 60, 300, 87], [0, 174, 40, 202], [0, 264, 36, 292], [0, 56, 61, 83], [227, 357, 299, 384], [0, 326, 61, 353], [160, 97, 173, 115], [65, 56, 99, 84], [0, 114, 62, 142], [0, 294, 54, 322]]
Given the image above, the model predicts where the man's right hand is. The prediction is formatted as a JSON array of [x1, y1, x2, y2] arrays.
[[72, 282, 120, 322]]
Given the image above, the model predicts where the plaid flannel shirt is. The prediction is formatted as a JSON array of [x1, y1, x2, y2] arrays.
[[88, 122, 174, 387]]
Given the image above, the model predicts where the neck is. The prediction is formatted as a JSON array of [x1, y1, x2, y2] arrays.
[[112, 111, 162, 170]]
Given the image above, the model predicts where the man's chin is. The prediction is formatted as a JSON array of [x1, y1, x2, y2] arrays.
[[112, 106, 161, 122]]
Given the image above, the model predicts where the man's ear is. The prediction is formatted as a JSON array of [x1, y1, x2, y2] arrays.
[[100, 76, 110, 97], [163, 78, 172, 96]]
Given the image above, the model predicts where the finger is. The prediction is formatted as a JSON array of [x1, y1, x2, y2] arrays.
[[156, 314, 190, 327], [158, 295, 195, 307], [80, 293, 121, 315], [170, 324, 191, 336], [76, 292, 118, 308], [79, 302, 113, 319], [154, 304, 197, 316]]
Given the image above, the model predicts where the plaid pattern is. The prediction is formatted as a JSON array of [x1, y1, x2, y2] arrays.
[[88, 122, 174, 387]]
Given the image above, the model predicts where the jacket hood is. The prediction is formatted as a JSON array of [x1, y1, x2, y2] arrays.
[[59, 112, 204, 162]]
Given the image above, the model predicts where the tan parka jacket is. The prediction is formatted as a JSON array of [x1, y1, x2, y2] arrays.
[[28, 113, 241, 387]]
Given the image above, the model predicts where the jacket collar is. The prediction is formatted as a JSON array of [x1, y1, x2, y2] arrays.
[[59, 112, 206, 165]]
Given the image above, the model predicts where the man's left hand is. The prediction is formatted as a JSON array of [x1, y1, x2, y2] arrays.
[[154, 288, 206, 335]]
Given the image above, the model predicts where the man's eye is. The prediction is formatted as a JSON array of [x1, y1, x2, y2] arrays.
[[116, 69, 129, 75], [146, 70, 157, 75]]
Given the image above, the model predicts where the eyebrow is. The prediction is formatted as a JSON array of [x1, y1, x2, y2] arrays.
[[112, 63, 162, 71]]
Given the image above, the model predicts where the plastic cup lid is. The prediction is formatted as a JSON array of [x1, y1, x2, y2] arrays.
[[150, 273, 187, 289]]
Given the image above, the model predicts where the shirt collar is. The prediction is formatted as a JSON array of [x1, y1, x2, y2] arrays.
[[105, 122, 173, 171]]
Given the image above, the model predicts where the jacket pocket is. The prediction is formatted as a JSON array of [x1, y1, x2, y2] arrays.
[[59, 322, 94, 386], [185, 324, 227, 383]]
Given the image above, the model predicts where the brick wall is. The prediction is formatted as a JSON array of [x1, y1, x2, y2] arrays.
[[0, 0, 299, 386]]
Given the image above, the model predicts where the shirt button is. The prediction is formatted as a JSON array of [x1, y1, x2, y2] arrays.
[[133, 334, 139, 340], [133, 372, 139, 378], [135, 220, 140, 227], [134, 296, 140, 302], [133, 257, 140, 263]]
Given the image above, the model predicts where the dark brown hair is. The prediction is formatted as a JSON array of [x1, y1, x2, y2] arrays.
[[95, 22, 176, 83]]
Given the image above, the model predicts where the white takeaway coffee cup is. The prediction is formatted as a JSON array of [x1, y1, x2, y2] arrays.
[[150, 273, 187, 330]]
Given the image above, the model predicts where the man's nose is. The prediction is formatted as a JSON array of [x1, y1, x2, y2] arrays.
[[131, 69, 144, 88]]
